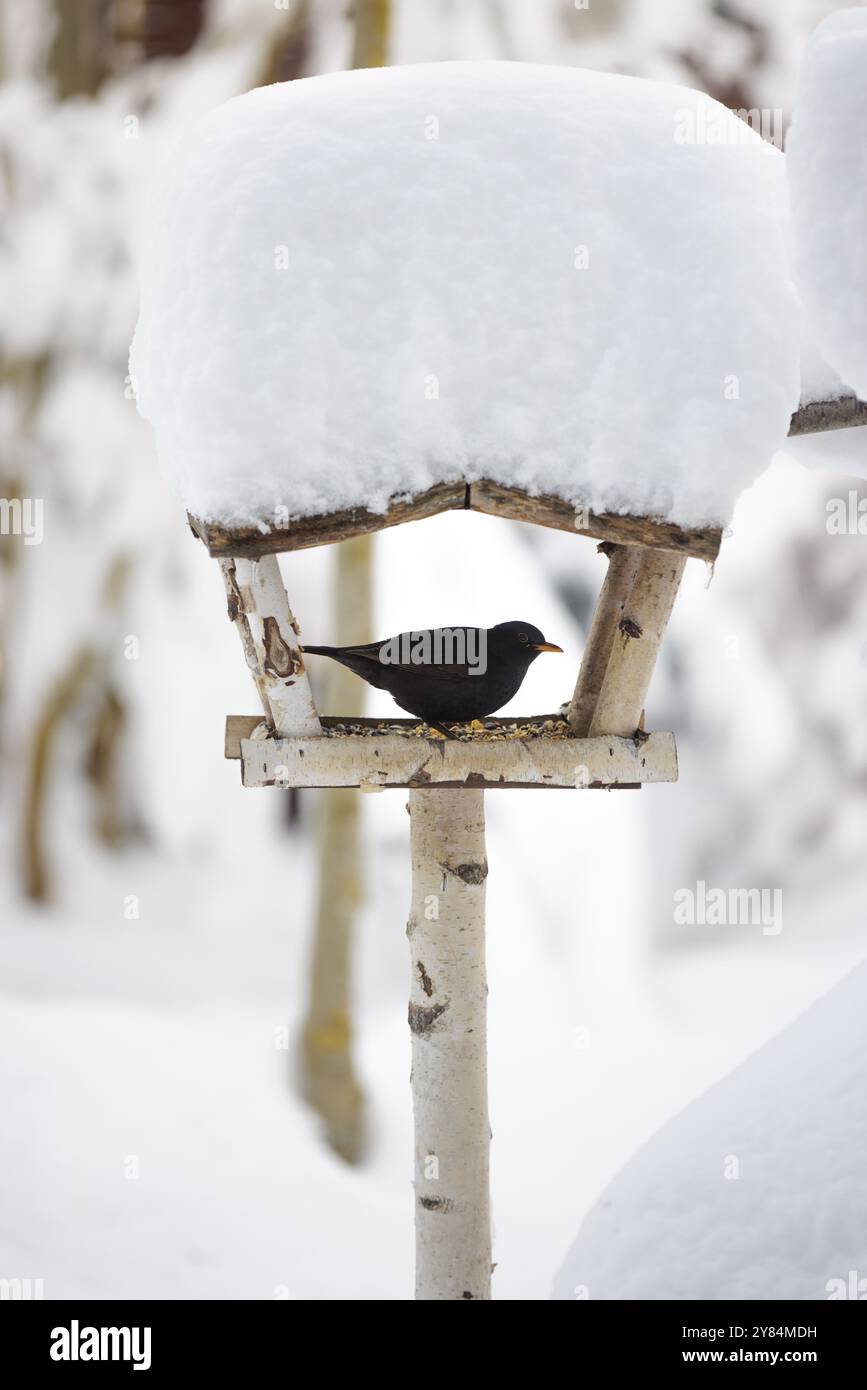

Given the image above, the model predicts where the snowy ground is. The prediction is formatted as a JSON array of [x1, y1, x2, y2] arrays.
[[554, 954, 867, 1301], [2, 500, 865, 1300]]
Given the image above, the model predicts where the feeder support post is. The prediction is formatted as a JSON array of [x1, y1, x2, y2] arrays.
[[219, 554, 321, 736], [587, 548, 686, 738], [407, 787, 491, 1301], [568, 543, 643, 735]]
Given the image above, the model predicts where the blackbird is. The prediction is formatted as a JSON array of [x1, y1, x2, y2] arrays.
[[303, 620, 563, 731]]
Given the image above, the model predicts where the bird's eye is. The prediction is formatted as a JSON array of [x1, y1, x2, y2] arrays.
[[518, 632, 529, 644]]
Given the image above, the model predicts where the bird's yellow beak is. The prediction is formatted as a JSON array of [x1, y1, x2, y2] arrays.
[[533, 642, 563, 654]]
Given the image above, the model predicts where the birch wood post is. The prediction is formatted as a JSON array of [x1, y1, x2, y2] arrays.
[[588, 548, 687, 738], [219, 559, 271, 721], [233, 554, 321, 736], [408, 788, 491, 1301], [567, 543, 643, 736]]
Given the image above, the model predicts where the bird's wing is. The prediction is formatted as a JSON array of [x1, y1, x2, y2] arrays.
[[333, 630, 483, 683], [334, 644, 474, 683]]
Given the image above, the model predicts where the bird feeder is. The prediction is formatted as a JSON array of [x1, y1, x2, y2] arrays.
[[132, 58, 867, 1301]]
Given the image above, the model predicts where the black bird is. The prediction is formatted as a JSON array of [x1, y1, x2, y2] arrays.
[[303, 620, 563, 732]]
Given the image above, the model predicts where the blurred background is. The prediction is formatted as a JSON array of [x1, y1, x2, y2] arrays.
[[1, 0, 865, 1300]]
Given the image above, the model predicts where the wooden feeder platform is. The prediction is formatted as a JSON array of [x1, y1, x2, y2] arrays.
[[225, 713, 677, 790]]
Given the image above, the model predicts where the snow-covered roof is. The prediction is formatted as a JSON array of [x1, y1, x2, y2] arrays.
[[131, 61, 804, 532], [553, 960, 867, 1300], [788, 8, 867, 405]]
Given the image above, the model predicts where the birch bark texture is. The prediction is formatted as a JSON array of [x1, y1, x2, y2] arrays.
[[230, 554, 321, 736], [407, 788, 491, 1301], [588, 549, 687, 738], [568, 543, 642, 735]]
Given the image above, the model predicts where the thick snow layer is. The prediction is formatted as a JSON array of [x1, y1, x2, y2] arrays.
[[131, 61, 800, 530], [553, 959, 867, 1300], [787, 9, 867, 402]]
